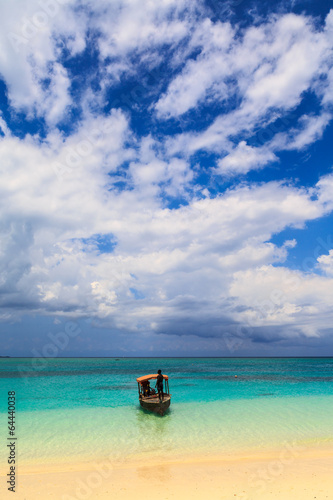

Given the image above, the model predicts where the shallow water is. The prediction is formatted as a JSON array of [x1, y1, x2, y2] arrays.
[[0, 358, 332, 466]]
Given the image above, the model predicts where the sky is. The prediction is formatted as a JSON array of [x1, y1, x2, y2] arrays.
[[0, 0, 333, 357]]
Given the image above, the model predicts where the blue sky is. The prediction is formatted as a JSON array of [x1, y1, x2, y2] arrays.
[[1, 0, 333, 357]]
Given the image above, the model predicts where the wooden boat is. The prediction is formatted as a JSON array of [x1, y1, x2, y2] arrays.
[[136, 374, 171, 416]]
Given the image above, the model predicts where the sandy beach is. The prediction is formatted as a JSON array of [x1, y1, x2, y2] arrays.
[[2, 445, 332, 500]]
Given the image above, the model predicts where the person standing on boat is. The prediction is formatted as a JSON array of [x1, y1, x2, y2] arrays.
[[156, 369, 164, 402]]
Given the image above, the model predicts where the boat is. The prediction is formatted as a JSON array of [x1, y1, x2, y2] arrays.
[[136, 374, 171, 416]]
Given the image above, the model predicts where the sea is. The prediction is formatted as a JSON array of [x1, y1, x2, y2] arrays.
[[0, 357, 333, 468]]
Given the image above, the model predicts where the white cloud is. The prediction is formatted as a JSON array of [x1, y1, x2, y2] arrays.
[[155, 19, 234, 118], [270, 113, 332, 151], [0, 0, 83, 124], [41, 63, 72, 125], [229, 264, 333, 338], [85, 0, 196, 87], [127, 135, 193, 198], [0, 115, 10, 136], [318, 250, 333, 276], [217, 141, 277, 175], [243, 14, 328, 112], [316, 173, 333, 211]]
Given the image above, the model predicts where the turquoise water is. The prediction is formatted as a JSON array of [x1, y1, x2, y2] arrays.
[[0, 358, 333, 466]]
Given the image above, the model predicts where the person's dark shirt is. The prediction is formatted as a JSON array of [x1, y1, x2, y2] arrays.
[[156, 373, 163, 386]]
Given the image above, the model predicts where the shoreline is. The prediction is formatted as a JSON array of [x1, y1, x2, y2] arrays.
[[1, 444, 332, 499], [2, 440, 332, 471], [2, 439, 332, 472]]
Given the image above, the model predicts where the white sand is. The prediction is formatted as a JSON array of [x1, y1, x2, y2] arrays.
[[1, 445, 332, 499]]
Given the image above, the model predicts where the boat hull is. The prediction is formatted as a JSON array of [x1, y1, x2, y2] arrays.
[[139, 395, 171, 415]]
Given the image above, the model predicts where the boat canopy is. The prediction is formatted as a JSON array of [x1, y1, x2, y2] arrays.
[[137, 374, 169, 384]]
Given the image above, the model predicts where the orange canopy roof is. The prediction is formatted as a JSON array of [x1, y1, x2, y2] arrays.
[[136, 374, 169, 384]]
